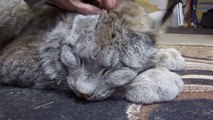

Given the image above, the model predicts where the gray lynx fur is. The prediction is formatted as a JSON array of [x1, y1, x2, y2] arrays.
[[0, 0, 185, 103]]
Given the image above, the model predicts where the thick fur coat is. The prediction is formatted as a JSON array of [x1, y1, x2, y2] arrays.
[[0, 0, 185, 103]]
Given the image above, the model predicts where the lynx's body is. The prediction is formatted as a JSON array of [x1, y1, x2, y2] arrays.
[[0, 0, 184, 103]]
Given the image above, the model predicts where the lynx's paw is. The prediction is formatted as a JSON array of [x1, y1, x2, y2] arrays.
[[155, 48, 185, 71], [124, 67, 184, 104]]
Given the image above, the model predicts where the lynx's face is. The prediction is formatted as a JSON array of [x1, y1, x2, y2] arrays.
[[61, 45, 138, 100], [60, 13, 153, 100]]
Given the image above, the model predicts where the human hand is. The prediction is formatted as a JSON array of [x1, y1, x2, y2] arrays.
[[53, 0, 119, 15], [101, 0, 118, 12], [53, 0, 101, 15]]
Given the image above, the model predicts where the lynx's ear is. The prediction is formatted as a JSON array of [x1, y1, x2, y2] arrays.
[[109, 0, 154, 33], [147, 11, 166, 30], [135, 0, 159, 13]]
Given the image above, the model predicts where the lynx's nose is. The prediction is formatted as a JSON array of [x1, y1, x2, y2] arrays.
[[75, 81, 96, 98]]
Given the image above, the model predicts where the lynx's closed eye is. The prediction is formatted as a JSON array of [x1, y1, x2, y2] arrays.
[[61, 45, 78, 68], [100, 68, 112, 76], [77, 57, 84, 68]]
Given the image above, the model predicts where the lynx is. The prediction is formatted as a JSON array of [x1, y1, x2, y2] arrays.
[[0, 0, 184, 103]]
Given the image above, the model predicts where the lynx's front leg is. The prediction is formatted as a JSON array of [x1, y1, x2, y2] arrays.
[[154, 48, 185, 71], [124, 67, 184, 104]]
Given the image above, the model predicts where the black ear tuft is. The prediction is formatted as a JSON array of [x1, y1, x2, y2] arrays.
[[161, 0, 182, 25]]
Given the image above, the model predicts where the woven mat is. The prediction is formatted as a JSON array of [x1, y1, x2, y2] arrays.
[[127, 45, 213, 120], [0, 45, 212, 120]]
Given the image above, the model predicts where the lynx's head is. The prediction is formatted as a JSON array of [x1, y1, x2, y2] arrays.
[[58, 0, 180, 100]]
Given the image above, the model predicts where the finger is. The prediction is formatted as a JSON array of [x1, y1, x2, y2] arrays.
[[72, 1, 102, 15], [102, 0, 116, 11], [95, 0, 103, 8], [113, 0, 119, 7], [96, 0, 102, 3], [112, 0, 116, 6]]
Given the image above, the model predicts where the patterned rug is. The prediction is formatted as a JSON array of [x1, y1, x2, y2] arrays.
[[0, 45, 212, 120], [127, 45, 213, 120]]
